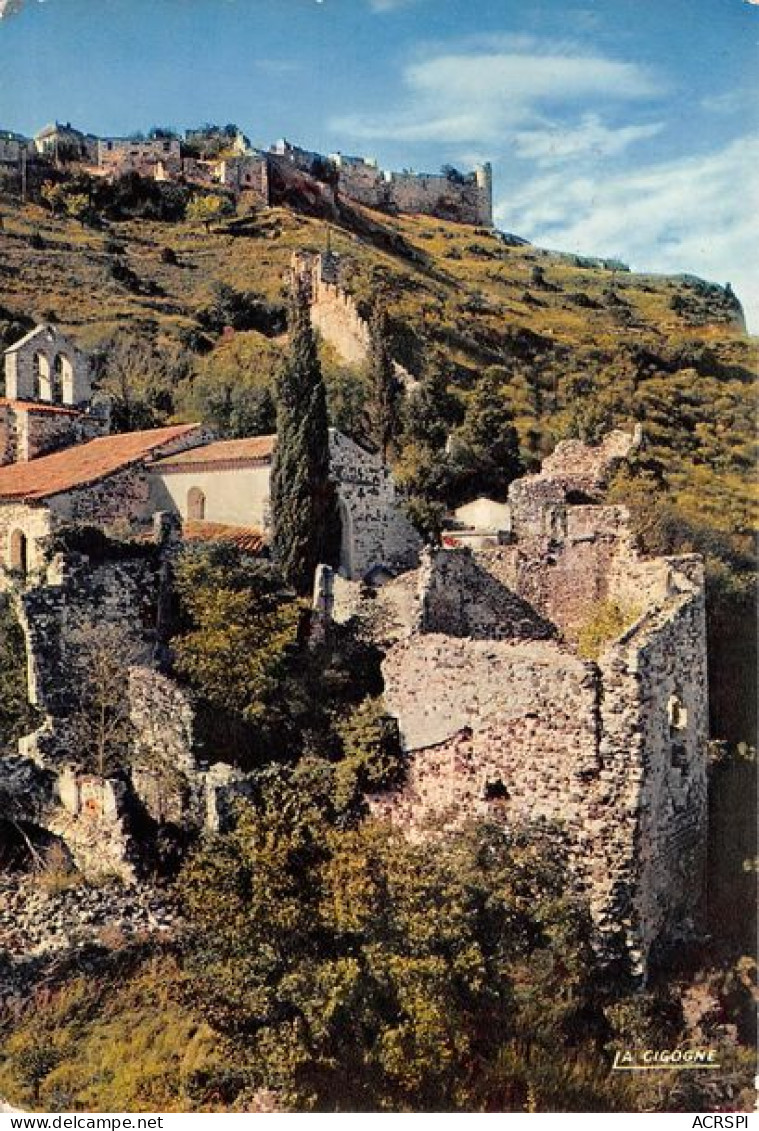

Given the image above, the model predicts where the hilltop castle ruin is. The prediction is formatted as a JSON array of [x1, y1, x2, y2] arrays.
[[0, 121, 493, 226]]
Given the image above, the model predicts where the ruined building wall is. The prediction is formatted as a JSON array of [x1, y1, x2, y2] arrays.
[[217, 155, 270, 204], [468, 507, 636, 639], [615, 562, 708, 956], [328, 429, 421, 579], [0, 502, 53, 581], [366, 533, 708, 971], [18, 552, 160, 758], [416, 546, 556, 641]]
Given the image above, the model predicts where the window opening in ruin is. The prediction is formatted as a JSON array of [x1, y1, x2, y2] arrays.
[[671, 743, 689, 774], [187, 486, 206, 521], [668, 694, 688, 734], [9, 528, 28, 577], [566, 490, 595, 505], [484, 779, 509, 802]]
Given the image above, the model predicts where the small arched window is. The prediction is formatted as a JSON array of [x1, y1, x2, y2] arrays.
[[9, 529, 28, 577], [187, 487, 206, 521]]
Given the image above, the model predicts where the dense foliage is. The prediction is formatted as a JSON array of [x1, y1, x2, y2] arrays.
[[0, 595, 38, 751], [179, 790, 602, 1111]]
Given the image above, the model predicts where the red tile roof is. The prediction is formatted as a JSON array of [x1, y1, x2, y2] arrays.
[[182, 520, 267, 554], [0, 398, 81, 417], [0, 423, 203, 502], [154, 435, 275, 470]]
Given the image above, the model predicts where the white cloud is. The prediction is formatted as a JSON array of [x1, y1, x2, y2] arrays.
[[367, 0, 419, 11], [495, 135, 759, 331], [332, 39, 661, 145], [514, 114, 664, 164]]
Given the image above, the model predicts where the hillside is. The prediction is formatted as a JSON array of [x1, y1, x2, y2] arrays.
[[0, 190, 756, 1115], [0, 192, 754, 539]]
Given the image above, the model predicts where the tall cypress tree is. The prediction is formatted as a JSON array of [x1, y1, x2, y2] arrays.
[[270, 282, 341, 594]]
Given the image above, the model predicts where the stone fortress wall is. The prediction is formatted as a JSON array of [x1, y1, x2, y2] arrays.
[[291, 252, 417, 397], [331, 153, 493, 227], [292, 251, 371, 368]]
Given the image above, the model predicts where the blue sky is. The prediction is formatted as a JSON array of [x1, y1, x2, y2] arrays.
[[1, 0, 758, 327]]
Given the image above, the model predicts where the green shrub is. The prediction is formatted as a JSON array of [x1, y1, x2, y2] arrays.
[[575, 601, 642, 660]]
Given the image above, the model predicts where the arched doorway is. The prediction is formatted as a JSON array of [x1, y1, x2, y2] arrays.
[[33, 352, 51, 401], [187, 487, 206, 521], [54, 353, 75, 404], [338, 500, 353, 577], [51, 354, 65, 404], [9, 529, 28, 578]]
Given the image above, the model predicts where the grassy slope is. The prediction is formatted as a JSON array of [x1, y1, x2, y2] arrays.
[[0, 195, 754, 543]]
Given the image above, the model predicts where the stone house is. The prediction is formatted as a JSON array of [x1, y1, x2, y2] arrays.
[[0, 325, 419, 584], [33, 122, 98, 163], [97, 135, 182, 178]]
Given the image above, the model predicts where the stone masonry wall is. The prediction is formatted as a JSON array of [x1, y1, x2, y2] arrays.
[[0, 502, 52, 582], [370, 554, 707, 972], [18, 553, 160, 763], [468, 510, 636, 638], [417, 546, 556, 641], [328, 429, 421, 578], [335, 164, 492, 226], [311, 279, 371, 367], [612, 562, 708, 959]]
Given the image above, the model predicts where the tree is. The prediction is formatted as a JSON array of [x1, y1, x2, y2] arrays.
[[93, 329, 193, 431], [171, 544, 303, 764], [186, 192, 234, 232], [67, 620, 145, 778], [269, 282, 341, 595], [446, 369, 522, 504], [365, 302, 402, 461], [40, 181, 67, 216]]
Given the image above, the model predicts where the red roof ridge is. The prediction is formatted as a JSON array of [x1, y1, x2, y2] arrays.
[[0, 422, 204, 503], [182, 519, 267, 554], [154, 434, 276, 469], [0, 398, 82, 417]]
